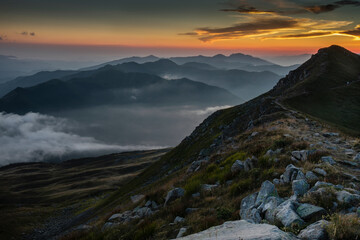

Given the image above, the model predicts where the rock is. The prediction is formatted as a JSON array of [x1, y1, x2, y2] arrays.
[[175, 220, 297, 240], [265, 149, 276, 157], [354, 153, 360, 161], [262, 196, 284, 224], [336, 190, 360, 205], [292, 179, 310, 196], [240, 192, 261, 223], [187, 159, 208, 173], [297, 220, 330, 240], [176, 227, 187, 238], [134, 207, 153, 218], [313, 168, 327, 177], [102, 222, 119, 231], [250, 132, 259, 138], [296, 170, 306, 180], [130, 194, 145, 203], [199, 148, 211, 157], [255, 180, 279, 207], [321, 156, 336, 165], [275, 200, 304, 227], [291, 150, 309, 161], [296, 203, 326, 221], [282, 164, 302, 183], [345, 149, 355, 155], [323, 132, 339, 137], [151, 201, 159, 209], [185, 208, 199, 214], [191, 192, 200, 198], [306, 171, 319, 182], [201, 184, 218, 191], [145, 200, 152, 208], [174, 216, 185, 224], [164, 188, 185, 206], [273, 178, 281, 185], [231, 160, 244, 173], [244, 156, 258, 171]]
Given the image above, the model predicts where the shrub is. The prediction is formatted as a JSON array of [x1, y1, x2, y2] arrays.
[[307, 151, 329, 163], [216, 207, 233, 220], [221, 152, 246, 167], [272, 138, 293, 149], [230, 178, 252, 196], [258, 156, 274, 169], [326, 213, 360, 239], [134, 222, 157, 240], [184, 177, 202, 196], [301, 187, 337, 211]]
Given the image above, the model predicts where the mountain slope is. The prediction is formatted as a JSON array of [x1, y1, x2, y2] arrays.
[[0, 69, 241, 114], [272, 45, 360, 133]]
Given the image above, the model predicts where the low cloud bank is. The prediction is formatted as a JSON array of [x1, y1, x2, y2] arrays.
[[0, 112, 164, 166]]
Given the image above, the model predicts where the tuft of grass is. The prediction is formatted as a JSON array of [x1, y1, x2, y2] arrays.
[[301, 187, 337, 211], [184, 177, 202, 196], [271, 138, 293, 149], [307, 151, 329, 163], [326, 213, 360, 240], [230, 178, 252, 196], [134, 222, 158, 240], [216, 207, 233, 221]]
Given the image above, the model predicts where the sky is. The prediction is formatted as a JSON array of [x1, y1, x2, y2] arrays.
[[1, 0, 360, 60]]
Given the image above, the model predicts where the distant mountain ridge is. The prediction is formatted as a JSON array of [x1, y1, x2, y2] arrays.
[[0, 68, 241, 114]]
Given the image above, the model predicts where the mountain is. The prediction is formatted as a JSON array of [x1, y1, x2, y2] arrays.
[[0, 70, 77, 97], [0, 59, 281, 100], [264, 54, 312, 66], [272, 45, 360, 133], [0, 68, 241, 114], [106, 59, 281, 100], [80, 55, 160, 71]]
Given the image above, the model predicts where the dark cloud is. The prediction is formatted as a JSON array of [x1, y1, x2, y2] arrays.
[[221, 6, 276, 14], [0, 36, 2, 40], [335, 0, 360, 6], [30, 32, 35, 36], [21, 31, 28, 35], [305, 4, 340, 14], [19, 31, 36, 36], [276, 31, 333, 39], [341, 25, 360, 36], [194, 17, 299, 42]]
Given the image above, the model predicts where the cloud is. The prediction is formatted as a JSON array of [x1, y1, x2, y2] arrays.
[[340, 25, 360, 37], [21, 31, 28, 35], [221, 6, 276, 14], [0, 36, 2, 40], [272, 31, 334, 39], [335, 0, 360, 6], [305, 4, 340, 14], [19, 31, 36, 36], [186, 105, 232, 115], [30, 32, 35, 36], [184, 15, 351, 42], [0, 112, 164, 166]]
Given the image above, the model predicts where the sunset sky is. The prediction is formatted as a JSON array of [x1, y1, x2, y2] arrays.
[[1, 0, 360, 60]]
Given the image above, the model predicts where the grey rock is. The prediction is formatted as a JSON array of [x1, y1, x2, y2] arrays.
[[291, 150, 309, 161], [231, 160, 244, 173], [321, 156, 336, 165], [265, 149, 276, 157], [145, 200, 152, 208], [191, 192, 200, 198], [130, 194, 145, 203], [298, 220, 330, 240], [323, 132, 339, 137], [296, 203, 326, 221], [313, 168, 327, 177], [292, 179, 310, 196], [296, 170, 306, 180], [185, 208, 199, 214], [354, 153, 360, 161], [306, 171, 319, 182], [244, 156, 258, 172], [176, 227, 187, 238], [187, 159, 208, 173], [262, 196, 284, 224], [345, 149, 355, 155], [273, 178, 281, 185], [175, 220, 297, 240], [134, 207, 153, 218], [255, 180, 279, 207], [336, 190, 360, 205], [165, 188, 185, 206], [240, 192, 260, 223], [174, 216, 185, 224], [282, 164, 302, 183], [275, 200, 304, 227], [201, 184, 218, 191]]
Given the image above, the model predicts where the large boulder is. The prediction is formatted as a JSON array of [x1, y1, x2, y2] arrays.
[[231, 160, 245, 173], [296, 203, 326, 221], [175, 220, 297, 240], [297, 220, 330, 240], [255, 180, 279, 207], [240, 192, 261, 223], [262, 196, 284, 224], [275, 200, 305, 227], [292, 179, 310, 197], [164, 188, 185, 206], [281, 164, 303, 183]]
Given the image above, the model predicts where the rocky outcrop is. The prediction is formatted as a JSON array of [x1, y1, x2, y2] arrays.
[[275, 199, 305, 227], [281, 164, 305, 183], [292, 179, 309, 196], [164, 188, 185, 206], [175, 220, 297, 240], [296, 203, 326, 222]]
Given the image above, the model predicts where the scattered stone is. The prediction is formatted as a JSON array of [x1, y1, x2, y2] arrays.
[[345, 149, 355, 155], [134, 207, 153, 218], [296, 203, 326, 221], [165, 188, 185, 206], [174, 216, 185, 224], [201, 184, 218, 192], [265, 149, 275, 157], [297, 220, 330, 240], [275, 200, 304, 227], [354, 153, 360, 161], [130, 194, 145, 204], [176, 227, 187, 238], [321, 156, 336, 165], [336, 190, 360, 205], [185, 208, 199, 214], [187, 159, 208, 173], [292, 179, 310, 197], [199, 148, 211, 157], [262, 196, 284, 224], [244, 156, 258, 172], [323, 132, 339, 137], [313, 168, 327, 177], [175, 220, 297, 240], [191, 192, 200, 198], [273, 178, 282, 185], [306, 171, 319, 182], [281, 164, 302, 183], [231, 160, 244, 173], [291, 150, 309, 161], [250, 132, 259, 138]]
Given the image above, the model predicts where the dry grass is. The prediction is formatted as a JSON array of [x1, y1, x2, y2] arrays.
[[326, 214, 360, 240]]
